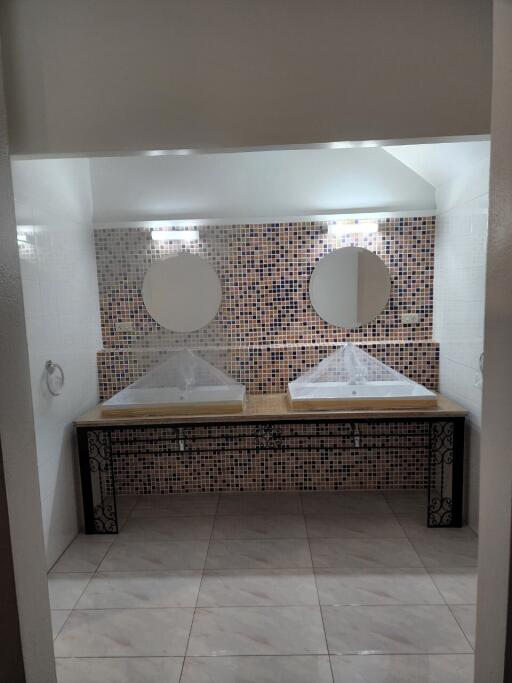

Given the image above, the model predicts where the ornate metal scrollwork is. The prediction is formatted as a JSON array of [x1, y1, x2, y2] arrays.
[[254, 424, 283, 450], [428, 421, 455, 527], [87, 430, 118, 533], [92, 502, 118, 533], [428, 495, 453, 527], [430, 422, 454, 466]]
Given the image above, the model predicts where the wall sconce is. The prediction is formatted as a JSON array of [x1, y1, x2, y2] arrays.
[[151, 229, 199, 242], [327, 220, 379, 237]]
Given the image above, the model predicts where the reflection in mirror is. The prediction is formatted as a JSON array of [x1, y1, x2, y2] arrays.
[[142, 253, 222, 332], [309, 246, 391, 328]]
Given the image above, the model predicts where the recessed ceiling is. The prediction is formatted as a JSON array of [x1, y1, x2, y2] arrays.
[[11, 138, 490, 226], [88, 147, 437, 224]]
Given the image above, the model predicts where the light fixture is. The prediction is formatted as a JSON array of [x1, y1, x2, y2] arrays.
[[328, 220, 379, 237], [144, 149, 193, 157], [151, 229, 199, 242], [17, 225, 34, 244]]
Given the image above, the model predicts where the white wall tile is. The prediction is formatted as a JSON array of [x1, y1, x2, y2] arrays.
[[13, 159, 102, 569], [434, 184, 488, 533]]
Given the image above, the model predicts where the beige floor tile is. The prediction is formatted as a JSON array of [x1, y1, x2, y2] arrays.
[[322, 605, 473, 654], [306, 514, 405, 539], [409, 535, 478, 568], [187, 606, 328, 655], [450, 604, 476, 648], [316, 568, 443, 605], [120, 516, 214, 541], [132, 494, 219, 516], [100, 540, 209, 571], [50, 493, 478, 679], [330, 654, 474, 682], [384, 491, 428, 515], [77, 571, 202, 608], [310, 537, 422, 568], [302, 492, 392, 515], [429, 568, 478, 604], [198, 569, 318, 606], [54, 608, 194, 657], [55, 657, 182, 683], [51, 610, 71, 640], [218, 493, 302, 515], [48, 573, 92, 609], [206, 539, 312, 569], [51, 537, 113, 573], [181, 655, 333, 682], [213, 514, 307, 539]]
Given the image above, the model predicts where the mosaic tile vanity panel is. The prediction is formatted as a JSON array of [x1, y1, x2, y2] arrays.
[[109, 422, 430, 495]]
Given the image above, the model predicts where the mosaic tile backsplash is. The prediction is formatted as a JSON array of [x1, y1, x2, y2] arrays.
[[94, 217, 437, 492]]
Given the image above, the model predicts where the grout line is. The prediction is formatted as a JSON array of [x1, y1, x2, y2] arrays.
[[59, 601, 471, 611], [303, 494, 335, 681], [447, 603, 476, 653], [390, 508, 429, 571], [49, 571, 96, 614], [53, 651, 474, 660], [71, 573, 96, 611], [104, 535, 410, 543], [179, 492, 220, 681], [51, 609, 74, 641], [67, 503, 142, 615], [423, 567, 478, 605]]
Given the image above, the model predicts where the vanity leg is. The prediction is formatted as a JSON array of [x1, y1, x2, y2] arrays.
[[450, 417, 465, 527], [76, 427, 118, 534], [427, 418, 465, 528]]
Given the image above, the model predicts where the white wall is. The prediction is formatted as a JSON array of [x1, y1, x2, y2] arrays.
[[0, 0, 491, 155], [433, 155, 490, 532], [11, 158, 102, 568], [90, 148, 435, 224], [0, 57, 56, 680]]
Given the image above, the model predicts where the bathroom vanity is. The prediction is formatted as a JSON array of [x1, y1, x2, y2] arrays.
[[75, 393, 466, 534]]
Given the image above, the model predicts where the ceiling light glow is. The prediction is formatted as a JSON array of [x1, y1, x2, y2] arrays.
[[328, 221, 379, 237], [151, 229, 199, 242]]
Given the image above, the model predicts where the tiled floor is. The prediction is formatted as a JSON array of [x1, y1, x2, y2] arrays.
[[50, 491, 477, 683]]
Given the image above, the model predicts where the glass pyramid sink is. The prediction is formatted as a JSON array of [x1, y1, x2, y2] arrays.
[[288, 343, 437, 410], [102, 349, 245, 416]]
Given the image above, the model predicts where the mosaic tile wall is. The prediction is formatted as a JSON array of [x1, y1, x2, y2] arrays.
[[95, 218, 437, 396], [94, 218, 437, 492], [110, 422, 430, 495], [95, 218, 435, 352]]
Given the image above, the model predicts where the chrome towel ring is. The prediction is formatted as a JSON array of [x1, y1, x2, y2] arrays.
[[45, 360, 65, 396]]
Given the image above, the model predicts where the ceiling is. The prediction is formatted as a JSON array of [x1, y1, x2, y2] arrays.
[[11, 138, 491, 226], [88, 147, 438, 225], [384, 140, 490, 188]]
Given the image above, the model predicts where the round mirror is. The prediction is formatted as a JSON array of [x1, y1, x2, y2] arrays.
[[309, 247, 391, 328], [142, 254, 222, 332]]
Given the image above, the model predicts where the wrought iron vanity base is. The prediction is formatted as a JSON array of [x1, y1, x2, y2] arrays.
[[76, 416, 465, 534]]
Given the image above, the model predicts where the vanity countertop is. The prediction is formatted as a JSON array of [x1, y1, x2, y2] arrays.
[[74, 393, 467, 427]]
